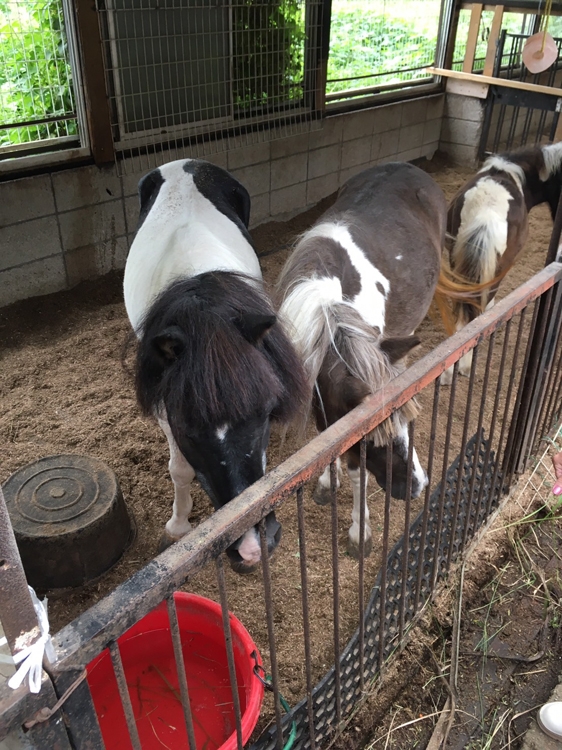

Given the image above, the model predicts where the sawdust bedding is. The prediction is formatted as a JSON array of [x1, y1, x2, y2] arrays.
[[0, 155, 555, 729]]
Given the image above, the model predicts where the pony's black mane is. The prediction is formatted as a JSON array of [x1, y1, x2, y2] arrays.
[[135, 271, 307, 432]]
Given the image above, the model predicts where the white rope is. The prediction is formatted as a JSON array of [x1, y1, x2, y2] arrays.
[[0, 586, 55, 694]]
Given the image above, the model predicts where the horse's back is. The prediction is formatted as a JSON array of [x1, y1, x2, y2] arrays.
[[124, 158, 261, 331]]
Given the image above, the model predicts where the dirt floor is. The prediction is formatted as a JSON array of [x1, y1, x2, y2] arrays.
[[0, 153, 558, 747]]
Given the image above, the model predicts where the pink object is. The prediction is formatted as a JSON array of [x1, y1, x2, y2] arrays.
[[522, 31, 558, 74], [87, 592, 264, 750], [553, 483, 562, 496]]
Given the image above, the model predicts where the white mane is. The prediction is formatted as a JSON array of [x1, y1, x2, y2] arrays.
[[540, 142, 562, 181], [480, 155, 525, 194]]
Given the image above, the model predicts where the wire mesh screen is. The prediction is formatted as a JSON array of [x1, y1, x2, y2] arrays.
[[97, 0, 323, 174], [0, 0, 80, 154], [325, 0, 443, 104]]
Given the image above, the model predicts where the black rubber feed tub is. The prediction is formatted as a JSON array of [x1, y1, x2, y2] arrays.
[[2, 454, 135, 592]]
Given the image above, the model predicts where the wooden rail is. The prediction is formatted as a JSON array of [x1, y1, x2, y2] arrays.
[[427, 67, 562, 97]]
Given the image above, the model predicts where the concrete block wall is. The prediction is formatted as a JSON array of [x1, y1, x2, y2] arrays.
[[0, 94, 444, 308], [439, 92, 484, 166]]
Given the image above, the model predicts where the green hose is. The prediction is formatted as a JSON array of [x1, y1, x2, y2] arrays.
[[279, 693, 297, 750]]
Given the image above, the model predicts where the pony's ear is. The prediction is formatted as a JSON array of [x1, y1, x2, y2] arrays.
[[380, 335, 421, 364], [152, 326, 187, 363], [235, 313, 276, 344]]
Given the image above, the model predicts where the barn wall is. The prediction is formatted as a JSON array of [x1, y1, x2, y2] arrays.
[[0, 94, 444, 309]]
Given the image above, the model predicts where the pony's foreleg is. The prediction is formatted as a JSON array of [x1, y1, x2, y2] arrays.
[[347, 458, 372, 559], [313, 457, 342, 506], [441, 297, 496, 384], [157, 417, 195, 552]]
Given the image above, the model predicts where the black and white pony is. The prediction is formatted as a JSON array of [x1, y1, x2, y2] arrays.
[[124, 159, 307, 573], [442, 141, 562, 384], [276, 162, 447, 557]]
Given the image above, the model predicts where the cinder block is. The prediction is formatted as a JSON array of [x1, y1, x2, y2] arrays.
[[306, 172, 339, 206], [0, 216, 62, 272], [424, 118, 443, 144], [376, 129, 400, 159], [59, 200, 126, 252], [441, 117, 482, 147], [398, 122, 425, 153], [341, 136, 372, 170], [444, 93, 484, 123], [231, 163, 271, 197], [372, 103, 403, 134], [270, 182, 307, 218], [422, 142, 439, 160], [0, 174, 55, 227], [440, 140, 479, 166], [339, 163, 370, 186], [394, 146, 424, 163], [249, 193, 271, 228], [401, 98, 428, 127], [65, 236, 129, 287], [270, 132, 310, 160], [271, 153, 308, 191], [227, 140, 271, 171], [342, 109, 375, 141], [199, 150, 228, 169], [52, 164, 122, 212], [316, 115, 344, 148], [308, 144, 341, 180], [125, 195, 140, 235], [0, 255, 67, 308], [426, 94, 445, 121]]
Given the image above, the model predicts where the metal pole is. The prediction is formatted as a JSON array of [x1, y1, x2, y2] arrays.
[[0, 486, 41, 659]]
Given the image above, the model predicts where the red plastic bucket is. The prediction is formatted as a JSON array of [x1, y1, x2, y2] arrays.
[[87, 592, 264, 750]]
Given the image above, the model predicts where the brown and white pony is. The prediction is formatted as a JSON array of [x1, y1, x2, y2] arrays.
[[441, 141, 562, 383], [276, 162, 447, 558]]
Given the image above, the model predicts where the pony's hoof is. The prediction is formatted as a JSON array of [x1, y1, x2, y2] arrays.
[[228, 559, 260, 575], [157, 531, 181, 554], [313, 484, 332, 506], [347, 535, 373, 560]]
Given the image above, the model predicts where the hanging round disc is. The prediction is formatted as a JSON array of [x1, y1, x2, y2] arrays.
[[522, 31, 558, 74], [3, 455, 134, 591]]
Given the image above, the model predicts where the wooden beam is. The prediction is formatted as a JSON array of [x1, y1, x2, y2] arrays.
[[427, 67, 562, 97], [463, 3, 483, 73], [483, 5, 505, 76], [74, 0, 115, 166]]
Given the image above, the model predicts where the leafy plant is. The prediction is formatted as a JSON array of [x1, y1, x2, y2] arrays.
[[0, 0, 76, 147], [232, 0, 306, 111]]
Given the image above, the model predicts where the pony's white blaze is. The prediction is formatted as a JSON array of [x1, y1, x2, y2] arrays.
[[124, 159, 261, 332], [397, 421, 428, 493], [306, 222, 390, 330], [480, 155, 525, 193], [540, 141, 562, 181], [237, 528, 261, 566], [216, 425, 229, 441]]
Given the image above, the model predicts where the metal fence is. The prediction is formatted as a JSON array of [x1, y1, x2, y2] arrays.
[[1, 258, 562, 749]]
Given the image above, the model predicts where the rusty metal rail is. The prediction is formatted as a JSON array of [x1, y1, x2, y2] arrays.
[[1, 262, 561, 750]]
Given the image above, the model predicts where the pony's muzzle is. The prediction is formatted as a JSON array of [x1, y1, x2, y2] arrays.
[[225, 512, 282, 575]]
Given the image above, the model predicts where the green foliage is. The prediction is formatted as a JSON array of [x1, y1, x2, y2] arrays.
[[232, 0, 305, 110], [327, 7, 438, 94], [0, 0, 76, 147]]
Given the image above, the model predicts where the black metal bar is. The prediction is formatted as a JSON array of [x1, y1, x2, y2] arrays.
[[546, 192, 562, 265], [296, 487, 316, 749], [216, 558, 243, 750], [358, 437, 367, 693], [259, 519, 284, 750], [109, 642, 141, 750], [432, 362, 459, 588], [414, 378, 440, 614], [540, 320, 562, 438], [492, 309, 529, 507], [378, 441, 393, 673], [399, 421, 414, 643], [477, 322, 511, 520], [330, 460, 341, 723], [166, 595, 198, 750]]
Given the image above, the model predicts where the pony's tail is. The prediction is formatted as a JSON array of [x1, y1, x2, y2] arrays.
[[433, 218, 510, 336]]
